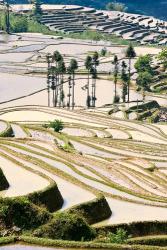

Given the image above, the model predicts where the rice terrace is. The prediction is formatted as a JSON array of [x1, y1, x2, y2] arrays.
[[0, 1, 167, 249]]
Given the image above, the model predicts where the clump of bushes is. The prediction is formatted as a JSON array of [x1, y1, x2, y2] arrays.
[[96, 228, 130, 244], [0, 168, 9, 191], [0, 197, 51, 230], [106, 228, 130, 244], [47, 119, 64, 132], [33, 212, 96, 241]]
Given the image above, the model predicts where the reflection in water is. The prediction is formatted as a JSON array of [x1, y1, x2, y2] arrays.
[[0, 245, 57, 250], [0, 245, 103, 250]]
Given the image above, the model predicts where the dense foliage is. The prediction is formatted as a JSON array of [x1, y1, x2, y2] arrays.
[[33, 212, 96, 241], [106, 2, 127, 12], [48, 120, 64, 132], [0, 12, 28, 32], [0, 197, 51, 230]]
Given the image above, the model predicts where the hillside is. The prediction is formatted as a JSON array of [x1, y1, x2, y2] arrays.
[[9, 0, 167, 20]]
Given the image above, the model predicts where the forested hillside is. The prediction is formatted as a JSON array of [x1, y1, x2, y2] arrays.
[[10, 0, 167, 20]]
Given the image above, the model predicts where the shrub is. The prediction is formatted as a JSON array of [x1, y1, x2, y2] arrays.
[[100, 48, 107, 57], [106, 2, 127, 12], [106, 229, 129, 244], [48, 120, 64, 132], [0, 197, 51, 230], [33, 212, 96, 241], [0, 168, 9, 191]]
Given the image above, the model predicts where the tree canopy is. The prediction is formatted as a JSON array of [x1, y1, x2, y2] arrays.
[[106, 1, 127, 12]]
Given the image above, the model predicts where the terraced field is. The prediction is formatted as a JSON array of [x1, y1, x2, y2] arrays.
[[11, 4, 167, 45], [0, 25, 167, 249], [0, 105, 167, 226]]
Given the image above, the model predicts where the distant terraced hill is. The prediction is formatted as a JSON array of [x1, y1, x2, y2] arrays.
[[9, 0, 167, 20]]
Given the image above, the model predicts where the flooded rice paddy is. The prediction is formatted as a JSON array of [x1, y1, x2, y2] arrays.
[[0, 33, 167, 228]]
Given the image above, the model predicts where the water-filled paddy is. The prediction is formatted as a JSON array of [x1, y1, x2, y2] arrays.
[[0, 155, 49, 197], [10, 44, 46, 52], [0, 73, 142, 108], [0, 245, 64, 250], [0, 53, 34, 63], [0, 245, 105, 250]]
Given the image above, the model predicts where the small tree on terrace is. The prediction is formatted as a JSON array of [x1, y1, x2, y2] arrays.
[[68, 59, 78, 110], [157, 48, 167, 71], [121, 60, 128, 102], [100, 47, 107, 57], [48, 119, 64, 132], [85, 55, 93, 108], [91, 51, 99, 107], [52, 51, 63, 107], [58, 59, 66, 107], [136, 71, 152, 101], [135, 54, 153, 75], [125, 44, 136, 102], [112, 55, 119, 102]]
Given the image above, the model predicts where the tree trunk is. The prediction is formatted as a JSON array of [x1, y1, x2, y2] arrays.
[[72, 73, 75, 110], [48, 87, 50, 107], [114, 78, 117, 100], [87, 71, 90, 108], [52, 89, 55, 107], [128, 58, 131, 103]]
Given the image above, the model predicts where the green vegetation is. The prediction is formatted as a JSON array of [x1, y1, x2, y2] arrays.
[[100, 48, 107, 57], [0, 237, 16, 246], [128, 235, 167, 246], [106, 229, 130, 244], [68, 58, 78, 109], [18, 235, 167, 249], [125, 44, 136, 102], [126, 100, 160, 122], [157, 48, 167, 71], [121, 61, 128, 102], [0, 168, 9, 191], [97, 220, 167, 238], [33, 212, 96, 241], [112, 55, 119, 102], [0, 197, 51, 231], [32, 0, 43, 18], [48, 120, 64, 132], [110, 229, 129, 244], [106, 2, 127, 12], [0, 12, 28, 33], [136, 71, 153, 99], [85, 55, 93, 108], [135, 55, 153, 75], [0, 122, 13, 138], [0, 11, 136, 46]]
